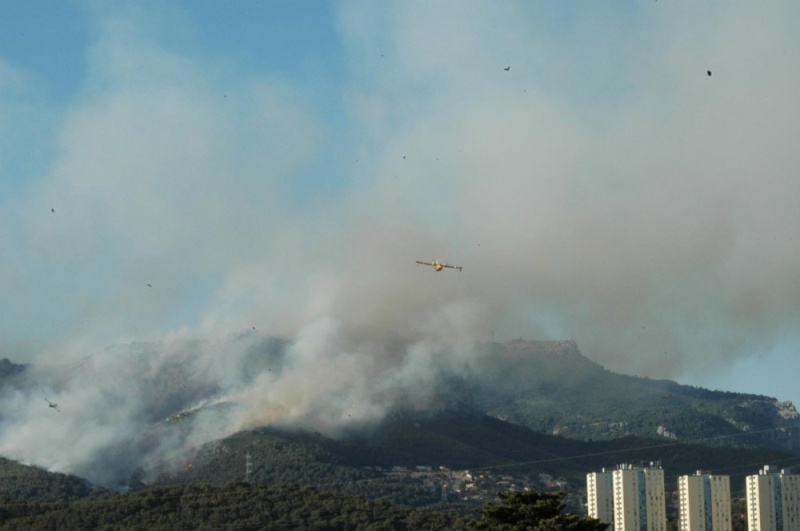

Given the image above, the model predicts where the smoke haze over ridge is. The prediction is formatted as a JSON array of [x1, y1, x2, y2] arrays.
[[1, 1, 799, 485]]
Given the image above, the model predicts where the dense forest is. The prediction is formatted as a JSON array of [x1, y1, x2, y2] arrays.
[[0, 482, 616, 530], [0, 482, 473, 530], [0, 457, 91, 503], [163, 413, 800, 498]]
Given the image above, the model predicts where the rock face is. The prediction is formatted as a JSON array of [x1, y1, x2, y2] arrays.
[[776, 400, 799, 420]]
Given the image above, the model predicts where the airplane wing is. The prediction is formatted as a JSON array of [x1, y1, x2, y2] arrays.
[[442, 264, 463, 271], [415, 260, 434, 267]]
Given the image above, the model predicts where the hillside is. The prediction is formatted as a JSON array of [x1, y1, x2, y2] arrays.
[[2, 340, 797, 457], [157, 410, 800, 503], [456, 340, 800, 453], [1, 337, 798, 503], [0, 408, 798, 522], [0, 457, 93, 503]]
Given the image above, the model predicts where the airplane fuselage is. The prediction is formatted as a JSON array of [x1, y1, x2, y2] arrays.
[[415, 259, 462, 272]]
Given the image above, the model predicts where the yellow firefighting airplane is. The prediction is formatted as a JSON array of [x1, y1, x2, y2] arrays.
[[415, 259, 463, 272]]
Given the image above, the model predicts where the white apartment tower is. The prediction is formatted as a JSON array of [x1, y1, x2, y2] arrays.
[[746, 466, 800, 531], [587, 463, 666, 531], [588, 469, 615, 527], [612, 464, 667, 531], [678, 471, 732, 531]]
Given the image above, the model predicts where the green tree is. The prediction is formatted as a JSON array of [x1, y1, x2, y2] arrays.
[[471, 490, 610, 531], [732, 497, 747, 531]]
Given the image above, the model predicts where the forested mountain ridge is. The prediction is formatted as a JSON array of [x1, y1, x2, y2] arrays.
[[157, 410, 799, 498], [0, 457, 92, 503], [1, 397, 798, 527], [2, 338, 798, 459], [0, 338, 800, 505], [457, 340, 799, 453], [3, 407, 797, 508]]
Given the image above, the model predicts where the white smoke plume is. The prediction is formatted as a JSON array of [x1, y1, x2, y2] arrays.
[[0, 320, 488, 486]]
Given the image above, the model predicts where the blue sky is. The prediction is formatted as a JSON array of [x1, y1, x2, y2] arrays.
[[2, 0, 799, 413]]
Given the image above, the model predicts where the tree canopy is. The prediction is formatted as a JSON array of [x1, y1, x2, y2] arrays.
[[471, 491, 610, 531]]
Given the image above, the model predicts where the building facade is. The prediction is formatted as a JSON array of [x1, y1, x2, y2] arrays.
[[588, 469, 615, 527], [746, 466, 800, 531], [587, 463, 666, 531], [678, 471, 732, 531]]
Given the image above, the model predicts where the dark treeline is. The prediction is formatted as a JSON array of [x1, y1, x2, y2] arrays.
[[0, 482, 474, 530], [0, 457, 91, 504], [0, 483, 609, 531]]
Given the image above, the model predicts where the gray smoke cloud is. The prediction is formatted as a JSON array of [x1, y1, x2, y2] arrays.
[[0, 324, 488, 486], [1, 1, 799, 486]]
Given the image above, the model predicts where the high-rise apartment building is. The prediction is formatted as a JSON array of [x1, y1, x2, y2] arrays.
[[746, 466, 800, 531], [587, 463, 666, 531], [613, 464, 667, 531], [588, 469, 615, 527], [678, 471, 731, 531]]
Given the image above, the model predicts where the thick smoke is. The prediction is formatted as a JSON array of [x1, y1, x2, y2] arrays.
[[0, 320, 488, 486], [1, 1, 799, 485]]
